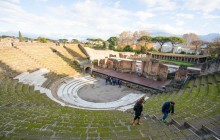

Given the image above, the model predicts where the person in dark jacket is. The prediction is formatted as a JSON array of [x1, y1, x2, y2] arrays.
[[132, 97, 145, 126], [118, 80, 122, 88], [105, 76, 109, 85], [162, 101, 175, 123]]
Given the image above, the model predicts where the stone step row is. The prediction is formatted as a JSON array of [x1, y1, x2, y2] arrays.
[[145, 114, 219, 139], [57, 75, 147, 110]]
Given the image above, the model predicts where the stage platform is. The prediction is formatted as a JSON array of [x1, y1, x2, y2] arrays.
[[93, 67, 170, 91]]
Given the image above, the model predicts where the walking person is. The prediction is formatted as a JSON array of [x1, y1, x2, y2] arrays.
[[118, 80, 122, 88], [132, 97, 145, 126], [112, 78, 116, 86], [109, 77, 112, 85], [162, 101, 175, 123]]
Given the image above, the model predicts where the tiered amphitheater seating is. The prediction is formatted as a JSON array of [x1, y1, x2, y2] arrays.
[[0, 47, 42, 73], [0, 76, 201, 139], [143, 73, 220, 139], [0, 44, 219, 139], [63, 44, 87, 57], [0, 72, 196, 139], [0, 45, 84, 76], [0, 61, 206, 139], [17, 46, 79, 76]]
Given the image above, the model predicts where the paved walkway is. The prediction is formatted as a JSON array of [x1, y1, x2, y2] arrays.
[[164, 64, 201, 71], [93, 67, 170, 90]]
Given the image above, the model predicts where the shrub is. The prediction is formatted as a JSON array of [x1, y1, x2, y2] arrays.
[[179, 51, 186, 54], [92, 60, 98, 66], [148, 47, 158, 52]]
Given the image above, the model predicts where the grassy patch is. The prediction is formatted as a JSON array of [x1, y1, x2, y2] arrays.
[[157, 59, 195, 66]]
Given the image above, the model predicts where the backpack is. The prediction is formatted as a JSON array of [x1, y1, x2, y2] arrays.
[[133, 103, 138, 111]]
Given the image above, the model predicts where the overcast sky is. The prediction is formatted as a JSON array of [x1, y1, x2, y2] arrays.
[[0, 0, 220, 40]]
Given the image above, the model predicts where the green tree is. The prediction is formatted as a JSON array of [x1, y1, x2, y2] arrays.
[[63, 39, 68, 43], [38, 37, 47, 43], [71, 39, 79, 43], [137, 35, 152, 47], [123, 45, 133, 52], [107, 37, 119, 50], [103, 41, 109, 49], [168, 37, 186, 53], [152, 36, 169, 52], [59, 39, 68, 43], [140, 46, 147, 54], [19, 31, 23, 42], [87, 38, 104, 42], [148, 47, 158, 52]]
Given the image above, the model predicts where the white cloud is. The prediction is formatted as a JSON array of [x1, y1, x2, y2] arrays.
[[5, 0, 20, 3], [0, 0, 217, 40], [176, 13, 194, 19], [47, 5, 67, 15], [202, 13, 220, 19], [134, 21, 197, 35], [175, 20, 185, 26], [135, 11, 155, 21], [114, 1, 120, 8], [202, 23, 209, 28], [184, 0, 220, 12], [140, 0, 176, 11], [0, 0, 134, 39]]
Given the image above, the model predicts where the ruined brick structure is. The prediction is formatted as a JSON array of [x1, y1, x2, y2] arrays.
[[106, 58, 136, 73], [98, 58, 136, 73], [106, 59, 114, 69], [116, 60, 136, 73], [99, 58, 108, 68], [147, 52, 208, 64], [174, 65, 189, 81], [119, 52, 135, 58], [141, 59, 168, 81], [97, 57, 169, 81]]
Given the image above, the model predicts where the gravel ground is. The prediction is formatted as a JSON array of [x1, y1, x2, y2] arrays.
[[78, 77, 147, 103]]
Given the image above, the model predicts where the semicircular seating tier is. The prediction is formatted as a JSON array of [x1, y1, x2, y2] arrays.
[[57, 75, 146, 110], [14, 69, 147, 111]]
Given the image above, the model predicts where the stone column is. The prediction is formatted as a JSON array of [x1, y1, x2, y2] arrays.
[[140, 61, 144, 75], [97, 59, 100, 66], [132, 61, 136, 72]]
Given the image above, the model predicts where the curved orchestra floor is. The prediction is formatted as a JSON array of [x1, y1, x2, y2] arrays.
[[78, 77, 147, 103]]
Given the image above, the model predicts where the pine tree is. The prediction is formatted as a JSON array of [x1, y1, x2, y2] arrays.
[[19, 31, 23, 42]]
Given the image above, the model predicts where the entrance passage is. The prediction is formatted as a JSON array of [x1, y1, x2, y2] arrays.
[[85, 67, 91, 73]]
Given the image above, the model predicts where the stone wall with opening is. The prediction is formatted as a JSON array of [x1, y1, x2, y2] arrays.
[[141, 59, 168, 81]]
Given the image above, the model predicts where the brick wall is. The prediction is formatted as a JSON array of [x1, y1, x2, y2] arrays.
[[174, 70, 189, 81], [141, 60, 168, 81]]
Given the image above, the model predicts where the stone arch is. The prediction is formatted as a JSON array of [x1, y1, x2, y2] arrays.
[[85, 67, 92, 73]]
